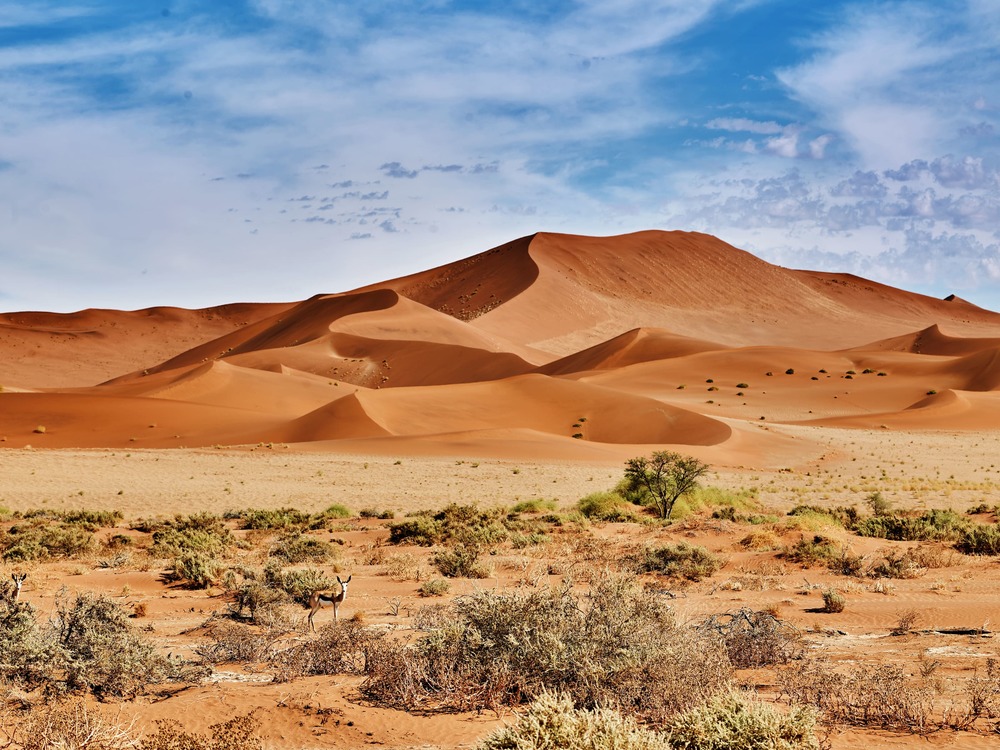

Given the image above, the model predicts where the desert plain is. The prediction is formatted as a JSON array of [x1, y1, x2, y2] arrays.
[[3, 230, 1000, 748]]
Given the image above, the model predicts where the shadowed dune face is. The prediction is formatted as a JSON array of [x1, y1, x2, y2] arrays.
[[2, 230, 1000, 461]]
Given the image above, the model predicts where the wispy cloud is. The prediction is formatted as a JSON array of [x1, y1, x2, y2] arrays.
[[0, 1, 997, 312]]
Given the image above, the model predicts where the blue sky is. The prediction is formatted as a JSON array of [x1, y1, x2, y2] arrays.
[[1, 0, 998, 313]]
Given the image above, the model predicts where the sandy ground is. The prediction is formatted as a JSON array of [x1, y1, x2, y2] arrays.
[[3, 424, 1000, 749]]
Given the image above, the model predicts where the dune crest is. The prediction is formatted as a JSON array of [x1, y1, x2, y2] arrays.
[[3, 230, 1000, 460]]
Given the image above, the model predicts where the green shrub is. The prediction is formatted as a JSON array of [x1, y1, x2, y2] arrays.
[[322, 503, 353, 519], [510, 499, 558, 514], [782, 535, 840, 567], [853, 509, 968, 542], [389, 503, 510, 548], [21, 508, 124, 530], [168, 552, 222, 589], [955, 524, 1000, 555], [821, 589, 845, 613], [388, 515, 442, 545], [359, 507, 395, 519], [237, 507, 313, 530], [665, 689, 819, 750], [631, 543, 723, 581], [270, 533, 337, 563], [577, 491, 642, 521], [1, 521, 94, 561], [419, 579, 451, 597], [478, 693, 670, 750], [432, 543, 490, 578]]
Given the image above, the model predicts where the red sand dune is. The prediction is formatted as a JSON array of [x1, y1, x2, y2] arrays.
[[3, 230, 1000, 459]]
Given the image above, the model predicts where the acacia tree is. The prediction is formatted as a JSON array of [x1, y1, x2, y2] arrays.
[[624, 451, 709, 519]]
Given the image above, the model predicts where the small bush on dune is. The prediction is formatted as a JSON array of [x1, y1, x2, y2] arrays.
[[477, 692, 670, 750], [167, 552, 223, 589], [781, 535, 840, 567], [361, 574, 732, 720], [53, 589, 172, 699], [699, 608, 803, 668], [270, 533, 338, 563], [235, 506, 314, 530], [322, 503, 353, 519], [389, 503, 511, 548], [432, 542, 491, 578], [477, 690, 819, 750], [510, 498, 558, 514], [272, 620, 391, 682], [631, 542, 723, 581], [955, 524, 1000, 555], [1, 520, 94, 562], [852, 509, 968, 542], [577, 491, 643, 522], [821, 589, 846, 613], [665, 689, 819, 750]]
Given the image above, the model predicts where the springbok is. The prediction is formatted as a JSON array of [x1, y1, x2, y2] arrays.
[[8, 573, 26, 603], [308, 575, 351, 632]]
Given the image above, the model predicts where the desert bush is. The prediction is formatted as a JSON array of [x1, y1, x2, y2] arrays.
[[954, 523, 1000, 555], [739, 530, 781, 550], [699, 609, 803, 668], [510, 498, 559, 514], [477, 692, 670, 750], [146, 513, 234, 558], [432, 542, 491, 578], [196, 617, 288, 664], [20, 508, 124, 530], [781, 535, 840, 567], [852, 509, 968, 542], [167, 552, 223, 589], [820, 589, 845, 613], [787, 504, 857, 528], [1, 520, 94, 561], [389, 503, 510, 548], [270, 533, 338, 563], [630, 543, 723, 581], [359, 507, 396, 519], [235, 506, 313, 530], [577, 491, 643, 521], [418, 578, 451, 597], [673, 485, 758, 520], [0, 699, 138, 750], [666, 689, 819, 750], [865, 491, 893, 516], [388, 515, 442, 546], [868, 548, 926, 579], [322, 503, 353, 519], [0, 598, 57, 691], [51, 590, 171, 699], [225, 574, 291, 622], [139, 712, 262, 750], [361, 574, 732, 720], [780, 660, 937, 731], [272, 619, 391, 682]]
